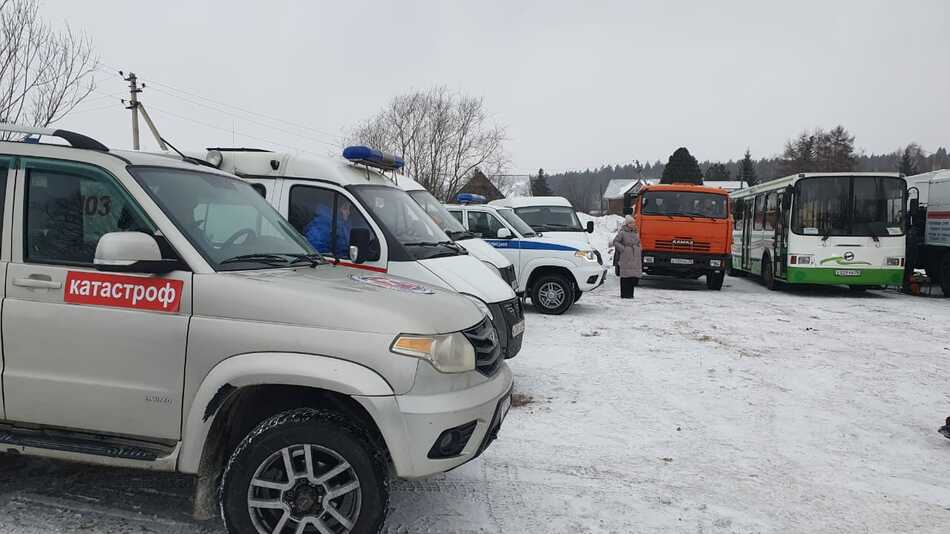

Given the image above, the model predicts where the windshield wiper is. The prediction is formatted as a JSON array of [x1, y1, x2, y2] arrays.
[[220, 253, 325, 268], [681, 211, 717, 221], [545, 223, 583, 231], [402, 240, 464, 255]]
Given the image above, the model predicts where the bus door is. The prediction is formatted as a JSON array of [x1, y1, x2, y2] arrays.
[[774, 191, 789, 278], [741, 198, 753, 271]]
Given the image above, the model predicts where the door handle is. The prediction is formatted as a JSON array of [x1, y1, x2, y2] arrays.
[[13, 275, 62, 290]]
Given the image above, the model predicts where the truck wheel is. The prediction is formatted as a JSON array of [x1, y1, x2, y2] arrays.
[[706, 271, 724, 290], [220, 408, 388, 534], [940, 254, 950, 297], [532, 274, 574, 315], [762, 254, 777, 291]]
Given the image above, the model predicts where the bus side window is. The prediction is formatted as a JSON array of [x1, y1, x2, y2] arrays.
[[753, 195, 764, 230], [733, 199, 743, 222], [764, 193, 777, 231]]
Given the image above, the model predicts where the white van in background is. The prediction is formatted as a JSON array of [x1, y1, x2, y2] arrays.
[[203, 146, 525, 359], [490, 196, 596, 247], [447, 202, 606, 315], [394, 175, 518, 290]]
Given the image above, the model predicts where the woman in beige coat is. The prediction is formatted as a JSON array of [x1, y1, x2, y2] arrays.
[[612, 215, 643, 298]]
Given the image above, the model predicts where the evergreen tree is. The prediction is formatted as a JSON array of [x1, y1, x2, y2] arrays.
[[531, 168, 552, 196], [738, 149, 758, 186], [705, 162, 731, 181], [897, 143, 924, 176], [660, 147, 703, 184]]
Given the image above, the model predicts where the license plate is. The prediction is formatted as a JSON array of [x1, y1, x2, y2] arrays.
[[835, 269, 861, 277], [511, 320, 525, 337], [670, 258, 694, 265]]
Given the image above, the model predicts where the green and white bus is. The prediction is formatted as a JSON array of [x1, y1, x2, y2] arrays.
[[730, 172, 906, 290]]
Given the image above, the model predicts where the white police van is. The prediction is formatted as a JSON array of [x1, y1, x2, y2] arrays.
[[203, 146, 525, 359], [393, 175, 518, 291], [490, 196, 595, 247], [447, 201, 606, 315]]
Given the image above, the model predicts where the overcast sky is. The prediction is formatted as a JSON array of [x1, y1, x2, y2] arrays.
[[45, 0, 950, 174]]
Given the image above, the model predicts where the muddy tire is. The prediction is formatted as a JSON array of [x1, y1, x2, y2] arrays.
[[706, 271, 725, 290], [220, 408, 388, 534], [762, 254, 777, 291], [531, 273, 574, 315]]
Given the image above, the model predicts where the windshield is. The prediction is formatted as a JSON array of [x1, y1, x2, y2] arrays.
[[792, 176, 905, 237], [513, 205, 583, 232], [641, 191, 728, 219], [130, 167, 316, 271], [497, 208, 537, 237], [406, 189, 472, 240], [350, 185, 460, 260]]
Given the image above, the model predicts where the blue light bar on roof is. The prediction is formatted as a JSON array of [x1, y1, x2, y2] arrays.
[[456, 193, 487, 205], [342, 145, 405, 171]]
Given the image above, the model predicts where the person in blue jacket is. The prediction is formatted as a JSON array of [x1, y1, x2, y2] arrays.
[[304, 200, 352, 258]]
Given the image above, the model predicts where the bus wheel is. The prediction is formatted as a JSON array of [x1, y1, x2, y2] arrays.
[[940, 254, 950, 297], [761, 255, 777, 290], [707, 271, 724, 290]]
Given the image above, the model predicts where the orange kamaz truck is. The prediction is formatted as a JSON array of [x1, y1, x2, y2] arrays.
[[628, 182, 733, 290]]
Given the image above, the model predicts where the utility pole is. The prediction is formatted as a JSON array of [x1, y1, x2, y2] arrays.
[[120, 71, 167, 151]]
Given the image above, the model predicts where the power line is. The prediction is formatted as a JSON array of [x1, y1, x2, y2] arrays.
[[68, 102, 122, 116], [144, 103, 321, 156]]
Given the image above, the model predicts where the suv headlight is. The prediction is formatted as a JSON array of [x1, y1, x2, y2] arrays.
[[574, 250, 597, 262], [391, 332, 476, 373]]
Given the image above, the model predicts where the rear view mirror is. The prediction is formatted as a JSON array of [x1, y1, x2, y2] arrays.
[[910, 198, 919, 213], [95, 232, 178, 274], [496, 227, 512, 239], [349, 227, 372, 264], [586, 220, 595, 233]]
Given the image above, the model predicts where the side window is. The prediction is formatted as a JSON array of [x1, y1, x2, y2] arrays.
[[764, 193, 777, 231], [251, 183, 266, 198], [753, 195, 764, 230], [485, 214, 506, 238], [289, 186, 379, 260], [448, 210, 464, 225], [733, 199, 743, 222], [25, 165, 154, 265], [467, 211, 490, 237]]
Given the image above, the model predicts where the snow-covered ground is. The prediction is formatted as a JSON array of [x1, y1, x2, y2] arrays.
[[1, 274, 949, 533]]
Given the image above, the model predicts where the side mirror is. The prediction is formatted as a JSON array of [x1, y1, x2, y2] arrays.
[[910, 198, 919, 213], [496, 227, 512, 239], [95, 232, 178, 274], [586, 220, 595, 233], [349, 227, 372, 264]]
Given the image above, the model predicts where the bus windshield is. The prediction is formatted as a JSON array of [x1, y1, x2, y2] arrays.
[[513, 205, 583, 232], [792, 176, 905, 237], [641, 191, 728, 219]]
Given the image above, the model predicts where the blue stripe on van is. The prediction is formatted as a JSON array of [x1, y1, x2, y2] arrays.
[[484, 239, 579, 251]]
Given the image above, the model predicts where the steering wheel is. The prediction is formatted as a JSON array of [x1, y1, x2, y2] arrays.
[[221, 228, 256, 249]]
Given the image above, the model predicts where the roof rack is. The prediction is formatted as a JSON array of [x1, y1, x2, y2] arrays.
[[0, 123, 108, 152]]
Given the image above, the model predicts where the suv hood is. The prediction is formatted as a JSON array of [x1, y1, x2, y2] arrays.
[[536, 230, 591, 246], [455, 238, 512, 269], [195, 265, 484, 335]]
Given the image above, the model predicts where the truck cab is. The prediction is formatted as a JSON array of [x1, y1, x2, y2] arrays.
[[447, 202, 606, 315], [203, 146, 525, 359], [632, 183, 732, 290]]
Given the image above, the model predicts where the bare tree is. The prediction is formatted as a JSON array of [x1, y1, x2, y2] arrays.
[[0, 0, 98, 130], [348, 86, 507, 200]]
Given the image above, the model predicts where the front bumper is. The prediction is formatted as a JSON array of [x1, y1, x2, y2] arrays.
[[575, 263, 607, 292], [641, 251, 729, 276], [360, 362, 514, 479]]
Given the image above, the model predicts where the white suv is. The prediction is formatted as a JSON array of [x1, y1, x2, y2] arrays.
[[0, 125, 512, 533], [447, 203, 606, 314]]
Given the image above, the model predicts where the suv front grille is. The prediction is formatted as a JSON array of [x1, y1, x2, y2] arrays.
[[487, 297, 525, 359], [498, 264, 517, 289], [463, 317, 502, 376]]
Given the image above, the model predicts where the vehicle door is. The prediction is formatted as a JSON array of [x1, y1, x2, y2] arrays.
[[741, 198, 753, 271], [0, 157, 13, 420], [282, 181, 387, 272], [2, 157, 191, 440], [469, 210, 521, 274]]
